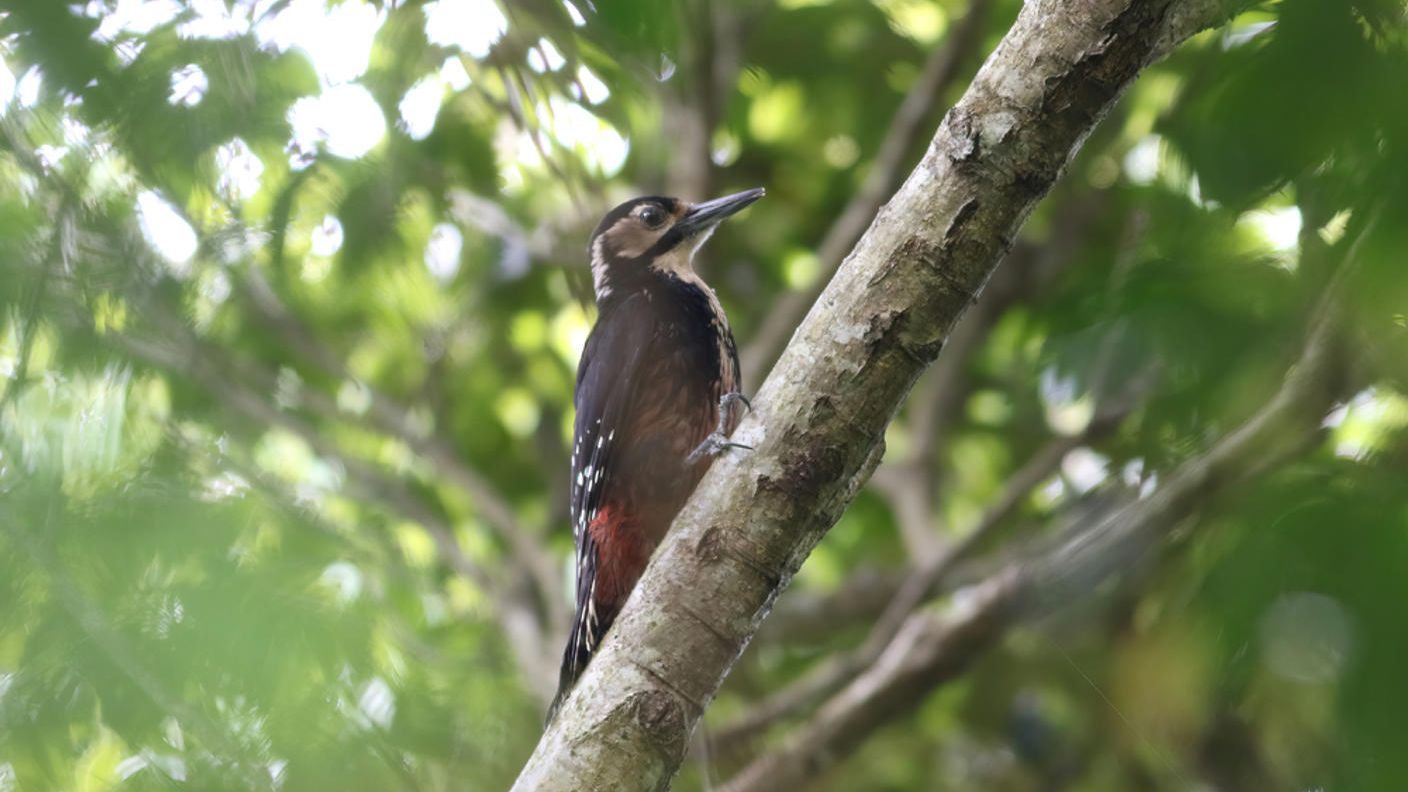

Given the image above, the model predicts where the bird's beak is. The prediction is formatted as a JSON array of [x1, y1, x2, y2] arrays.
[[676, 187, 765, 238]]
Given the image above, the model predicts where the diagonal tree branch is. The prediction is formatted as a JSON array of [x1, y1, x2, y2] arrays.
[[715, 129, 1147, 765], [512, 1, 1238, 789]]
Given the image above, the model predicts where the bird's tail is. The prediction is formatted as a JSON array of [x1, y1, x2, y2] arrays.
[[546, 576, 614, 724]]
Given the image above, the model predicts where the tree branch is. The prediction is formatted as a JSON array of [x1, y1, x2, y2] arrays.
[[718, 280, 1347, 792], [759, 191, 1112, 640], [714, 386, 1138, 752], [513, 1, 1236, 788]]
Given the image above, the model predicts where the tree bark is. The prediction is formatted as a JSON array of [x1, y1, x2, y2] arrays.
[[511, 1, 1236, 789]]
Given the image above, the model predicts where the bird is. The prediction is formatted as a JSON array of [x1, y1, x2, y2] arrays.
[[548, 187, 765, 721]]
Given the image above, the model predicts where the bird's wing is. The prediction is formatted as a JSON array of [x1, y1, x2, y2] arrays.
[[552, 295, 652, 715]]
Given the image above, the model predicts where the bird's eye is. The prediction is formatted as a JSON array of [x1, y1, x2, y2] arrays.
[[638, 207, 666, 228]]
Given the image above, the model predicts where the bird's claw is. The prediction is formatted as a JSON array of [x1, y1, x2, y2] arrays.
[[720, 392, 752, 412], [687, 432, 753, 464], [688, 390, 754, 463]]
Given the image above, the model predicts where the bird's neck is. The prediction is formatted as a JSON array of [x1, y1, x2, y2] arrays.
[[595, 249, 712, 305], [596, 268, 725, 327]]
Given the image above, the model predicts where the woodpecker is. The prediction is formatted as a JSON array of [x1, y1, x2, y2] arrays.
[[549, 187, 764, 720]]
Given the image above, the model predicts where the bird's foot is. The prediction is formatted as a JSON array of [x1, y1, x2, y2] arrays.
[[687, 432, 752, 464], [687, 391, 755, 463], [719, 391, 752, 414]]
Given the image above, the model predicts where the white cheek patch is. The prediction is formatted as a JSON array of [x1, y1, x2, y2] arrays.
[[615, 224, 664, 259], [590, 236, 612, 298], [648, 246, 693, 277]]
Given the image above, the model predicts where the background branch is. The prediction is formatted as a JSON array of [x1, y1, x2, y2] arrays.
[[0, 129, 567, 699], [106, 324, 561, 700], [233, 263, 566, 632], [719, 279, 1349, 791], [715, 383, 1140, 752]]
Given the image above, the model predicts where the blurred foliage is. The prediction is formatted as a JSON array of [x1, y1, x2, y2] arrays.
[[1, 0, 1407, 790]]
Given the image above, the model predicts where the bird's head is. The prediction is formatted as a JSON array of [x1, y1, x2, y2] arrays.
[[587, 187, 764, 302]]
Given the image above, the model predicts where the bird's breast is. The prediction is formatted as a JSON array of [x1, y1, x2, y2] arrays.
[[609, 288, 738, 539]]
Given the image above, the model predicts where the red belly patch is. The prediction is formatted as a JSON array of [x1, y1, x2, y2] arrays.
[[587, 502, 651, 609]]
